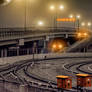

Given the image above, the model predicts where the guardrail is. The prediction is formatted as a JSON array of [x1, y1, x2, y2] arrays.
[[0, 27, 76, 41]]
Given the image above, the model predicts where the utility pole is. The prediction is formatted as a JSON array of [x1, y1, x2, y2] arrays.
[[24, 0, 27, 31]]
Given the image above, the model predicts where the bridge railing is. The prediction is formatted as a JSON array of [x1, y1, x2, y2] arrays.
[[0, 27, 76, 32], [0, 27, 77, 41]]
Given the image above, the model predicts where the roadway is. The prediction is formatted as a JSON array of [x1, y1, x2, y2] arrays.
[[0, 27, 76, 46]]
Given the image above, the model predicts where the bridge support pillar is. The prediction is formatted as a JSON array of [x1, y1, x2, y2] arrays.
[[27, 48, 30, 55], [43, 36, 50, 53], [33, 42, 37, 54], [42, 40, 47, 53], [83, 47, 87, 52], [4, 49, 7, 57], [1, 49, 4, 57], [65, 34, 68, 38], [44, 40, 46, 49], [17, 47, 19, 56]]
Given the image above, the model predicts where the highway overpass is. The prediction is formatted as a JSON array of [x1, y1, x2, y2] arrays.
[[0, 27, 77, 46]]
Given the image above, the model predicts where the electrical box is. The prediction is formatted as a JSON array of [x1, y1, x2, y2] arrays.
[[56, 75, 72, 89], [76, 74, 91, 87]]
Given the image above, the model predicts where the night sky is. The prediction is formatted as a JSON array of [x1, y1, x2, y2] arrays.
[[0, 0, 92, 28]]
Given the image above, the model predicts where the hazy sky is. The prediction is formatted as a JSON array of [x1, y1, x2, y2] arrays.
[[0, 0, 92, 28]]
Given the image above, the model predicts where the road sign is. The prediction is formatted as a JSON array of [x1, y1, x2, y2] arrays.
[[19, 39, 24, 46], [57, 18, 76, 22]]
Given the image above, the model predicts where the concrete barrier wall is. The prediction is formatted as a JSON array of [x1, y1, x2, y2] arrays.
[[0, 53, 92, 65]]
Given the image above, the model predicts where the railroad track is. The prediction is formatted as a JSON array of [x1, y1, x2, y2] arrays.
[[0, 59, 57, 92], [64, 60, 92, 74], [0, 57, 92, 92]]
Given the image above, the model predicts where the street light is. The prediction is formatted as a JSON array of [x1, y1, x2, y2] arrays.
[[76, 29, 90, 40], [50, 5, 55, 10], [69, 14, 73, 18], [76, 15, 80, 19], [76, 15, 80, 30], [58, 44, 63, 49], [59, 5, 64, 10], [50, 4, 64, 29], [81, 22, 85, 27], [69, 14, 81, 29], [88, 22, 91, 26], [38, 21, 44, 26], [87, 22, 91, 30], [81, 22, 91, 30], [0, 0, 12, 6], [24, 0, 27, 31], [6, 0, 11, 3]]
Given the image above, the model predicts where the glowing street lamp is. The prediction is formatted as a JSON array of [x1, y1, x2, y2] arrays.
[[76, 31, 89, 40], [59, 5, 64, 10], [69, 14, 81, 29], [87, 22, 91, 30], [81, 22, 85, 27], [69, 14, 80, 19], [50, 4, 64, 29], [0, 0, 12, 6], [69, 14, 73, 18], [58, 44, 63, 49], [38, 21, 44, 26], [76, 15, 80, 30], [52, 43, 64, 52], [69, 14, 75, 29], [88, 22, 91, 27], [6, 0, 11, 3], [52, 44, 57, 49], [76, 15, 80, 19], [50, 5, 55, 10]]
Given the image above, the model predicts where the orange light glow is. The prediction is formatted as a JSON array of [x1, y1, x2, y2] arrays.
[[56, 18, 76, 22], [76, 29, 90, 40], [52, 44, 57, 49], [48, 39, 67, 53], [84, 33, 88, 36], [58, 44, 63, 49], [52, 43, 64, 52]]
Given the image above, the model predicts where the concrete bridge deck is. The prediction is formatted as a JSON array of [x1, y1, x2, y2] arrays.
[[0, 27, 76, 46]]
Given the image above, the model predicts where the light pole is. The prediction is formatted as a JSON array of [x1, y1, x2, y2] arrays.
[[50, 4, 64, 30], [69, 14, 80, 30], [81, 22, 91, 30], [87, 22, 91, 30], [76, 15, 80, 30], [81, 22, 85, 27], [37, 21, 44, 26], [69, 14, 75, 28], [24, 0, 27, 31]]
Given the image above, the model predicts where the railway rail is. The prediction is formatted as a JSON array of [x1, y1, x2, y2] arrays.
[[0, 57, 92, 92], [0, 59, 57, 92], [64, 60, 92, 74]]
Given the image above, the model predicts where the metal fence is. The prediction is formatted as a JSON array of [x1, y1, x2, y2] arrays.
[[0, 48, 47, 58]]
